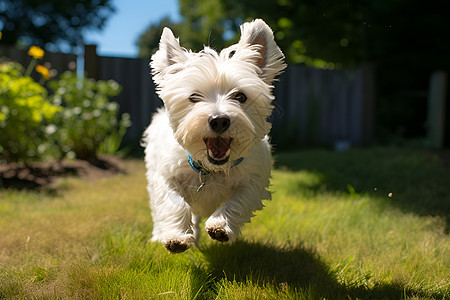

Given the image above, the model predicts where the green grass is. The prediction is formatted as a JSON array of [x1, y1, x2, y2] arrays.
[[1, 148, 449, 299]]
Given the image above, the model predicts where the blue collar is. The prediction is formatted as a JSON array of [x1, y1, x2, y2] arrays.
[[187, 152, 244, 175]]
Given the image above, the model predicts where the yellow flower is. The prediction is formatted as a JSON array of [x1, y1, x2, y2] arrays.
[[35, 64, 50, 80], [28, 46, 45, 60]]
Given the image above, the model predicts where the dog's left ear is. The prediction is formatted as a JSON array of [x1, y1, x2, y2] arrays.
[[237, 19, 286, 84]]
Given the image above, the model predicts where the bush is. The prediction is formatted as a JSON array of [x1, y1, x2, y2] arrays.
[[0, 62, 61, 163], [49, 72, 131, 160], [1, 42, 131, 164]]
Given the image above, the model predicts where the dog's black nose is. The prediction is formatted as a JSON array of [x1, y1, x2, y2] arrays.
[[209, 115, 230, 134]]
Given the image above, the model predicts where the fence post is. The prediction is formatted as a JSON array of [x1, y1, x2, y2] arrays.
[[427, 71, 447, 148], [361, 63, 376, 145], [84, 44, 99, 79]]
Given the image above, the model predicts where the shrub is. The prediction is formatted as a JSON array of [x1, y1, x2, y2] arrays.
[[49, 72, 131, 160], [1, 38, 130, 164], [0, 61, 61, 163]]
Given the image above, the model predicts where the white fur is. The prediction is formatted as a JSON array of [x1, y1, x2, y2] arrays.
[[142, 19, 286, 252]]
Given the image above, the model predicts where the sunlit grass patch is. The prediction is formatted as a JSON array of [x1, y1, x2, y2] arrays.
[[1, 149, 449, 299]]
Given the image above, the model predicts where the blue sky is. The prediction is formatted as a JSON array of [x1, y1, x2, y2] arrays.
[[85, 0, 180, 58]]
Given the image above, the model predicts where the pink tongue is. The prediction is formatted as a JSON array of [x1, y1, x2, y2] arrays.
[[206, 138, 230, 159]]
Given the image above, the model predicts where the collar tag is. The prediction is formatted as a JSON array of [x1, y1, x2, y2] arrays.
[[187, 152, 208, 175], [187, 152, 244, 176], [187, 153, 244, 192]]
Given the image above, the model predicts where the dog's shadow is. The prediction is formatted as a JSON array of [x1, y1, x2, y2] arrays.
[[200, 240, 333, 289], [198, 240, 435, 299]]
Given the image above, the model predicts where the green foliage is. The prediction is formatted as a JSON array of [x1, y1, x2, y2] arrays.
[[137, 0, 240, 58], [138, 0, 450, 70], [177, 0, 230, 51], [0, 0, 115, 49], [137, 0, 450, 141], [0, 61, 61, 163], [136, 0, 356, 68], [48, 72, 130, 160], [136, 17, 177, 57], [0, 54, 130, 163]]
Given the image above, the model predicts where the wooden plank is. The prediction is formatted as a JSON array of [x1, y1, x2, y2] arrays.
[[427, 71, 448, 148], [350, 69, 363, 146], [84, 45, 99, 79], [361, 63, 375, 145]]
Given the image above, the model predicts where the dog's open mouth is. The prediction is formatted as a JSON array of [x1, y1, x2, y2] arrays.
[[204, 137, 232, 165]]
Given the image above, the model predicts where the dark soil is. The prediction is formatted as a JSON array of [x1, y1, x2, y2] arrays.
[[0, 155, 126, 190], [436, 150, 450, 170]]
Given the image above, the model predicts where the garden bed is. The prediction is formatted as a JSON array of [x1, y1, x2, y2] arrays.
[[0, 155, 125, 189]]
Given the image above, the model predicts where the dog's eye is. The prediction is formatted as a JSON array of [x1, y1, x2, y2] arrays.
[[233, 92, 247, 103], [189, 93, 202, 103], [229, 50, 236, 58]]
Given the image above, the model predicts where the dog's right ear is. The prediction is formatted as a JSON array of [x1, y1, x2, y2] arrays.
[[150, 27, 187, 87]]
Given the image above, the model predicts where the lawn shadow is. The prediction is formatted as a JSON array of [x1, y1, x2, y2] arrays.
[[199, 240, 440, 299], [274, 148, 450, 233]]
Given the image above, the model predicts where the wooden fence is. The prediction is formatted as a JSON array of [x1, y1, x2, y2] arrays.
[[1, 44, 375, 149], [271, 64, 375, 148], [85, 45, 162, 146], [86, 45, 375, 148]]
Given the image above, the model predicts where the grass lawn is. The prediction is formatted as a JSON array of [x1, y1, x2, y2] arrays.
[[0, 147, 449, 299]]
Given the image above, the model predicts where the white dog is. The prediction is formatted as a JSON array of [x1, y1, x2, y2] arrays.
[[142, 19, 286, 253]]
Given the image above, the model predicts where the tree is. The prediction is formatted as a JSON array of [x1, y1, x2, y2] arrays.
[[215, 0, 450, 140], [138, 0, 450, 141], [176, 0, 231, 51], [137, 0, 241, 58], [136, 18, 179, 58], [139, 0, 450, 69], [0, 0, 115, 49]]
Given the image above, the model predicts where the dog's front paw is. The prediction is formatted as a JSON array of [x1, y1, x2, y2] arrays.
[[163, 239, 190, 253], [205, 218, 237, 243], [207, 227, 229, 242], [160, 234, 194, 253]]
